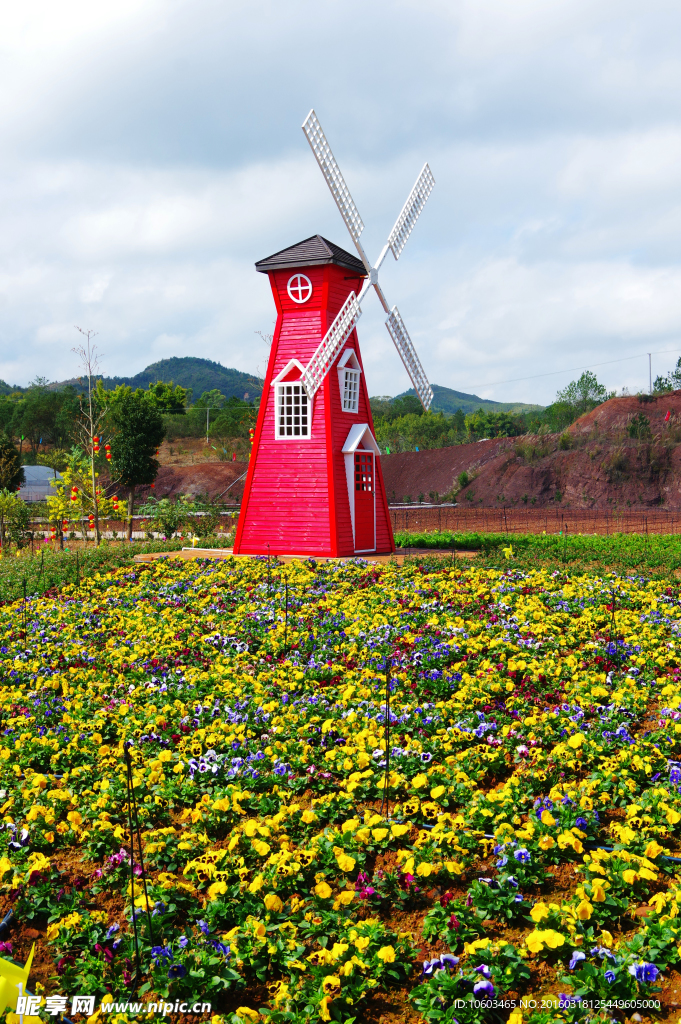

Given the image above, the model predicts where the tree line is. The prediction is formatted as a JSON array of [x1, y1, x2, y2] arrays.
[[0, 378, 256, 458], [370, 371, 614, 452], [0, 360, 257, 550]]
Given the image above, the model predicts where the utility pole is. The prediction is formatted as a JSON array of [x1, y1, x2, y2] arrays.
[[649, 353, 652, 395]]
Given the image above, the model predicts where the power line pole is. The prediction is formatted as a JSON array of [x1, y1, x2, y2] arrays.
[[649, 352, 652, 395]]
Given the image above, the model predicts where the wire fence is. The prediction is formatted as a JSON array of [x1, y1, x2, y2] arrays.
[[389, 506, 681, 536]]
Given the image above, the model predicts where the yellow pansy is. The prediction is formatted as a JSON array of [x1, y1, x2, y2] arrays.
[[336, 852, 356, 873], [530, 902, 550, 923], [575, 900, 593, 921], [525, 930, 565, 954]]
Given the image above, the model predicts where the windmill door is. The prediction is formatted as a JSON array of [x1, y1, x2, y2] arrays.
[[354, 451, 375, 551]]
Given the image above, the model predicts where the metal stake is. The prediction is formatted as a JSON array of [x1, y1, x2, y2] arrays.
[[124, 746, 143, 985], [381, 662, 391, 818], [124, 743, 154, 980], [284, 580, 289, 654]]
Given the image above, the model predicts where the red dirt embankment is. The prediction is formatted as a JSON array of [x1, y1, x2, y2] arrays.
[[136, 462, 249, 502], [381, 391, 681, 510], [139, 393, 681, 511]]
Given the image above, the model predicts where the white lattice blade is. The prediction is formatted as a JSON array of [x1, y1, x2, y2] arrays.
[[387, 163, 435, 261], [302, 292, 362, 399], [302, 110, 364, 246], [385, 307, 433, 410]]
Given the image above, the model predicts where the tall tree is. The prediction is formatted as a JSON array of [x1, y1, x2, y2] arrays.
[[143, 380, 190, 414], [653, 357, 681, 393], [10, 379, 78, 454], [194, 389, 226, 409], [555, 371, 610, 417], [0, 490, 29, 556], [46, 447, 115, 549], [102, 385, 166, 539], [0, 436, 24, 491]]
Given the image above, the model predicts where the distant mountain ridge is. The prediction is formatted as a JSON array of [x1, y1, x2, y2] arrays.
[[2, 357, 543, 412], [398, 384, 544, 415], [55, 357, 264, 403]]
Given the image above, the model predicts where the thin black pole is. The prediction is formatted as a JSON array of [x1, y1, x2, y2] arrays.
[[125, 746, 154, 945], [284, 580, 288, 655], [380, 662, 391, 818], [124, 746, 143, 985]]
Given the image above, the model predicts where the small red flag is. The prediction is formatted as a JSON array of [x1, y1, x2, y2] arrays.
[[666, 410, 671, 422]]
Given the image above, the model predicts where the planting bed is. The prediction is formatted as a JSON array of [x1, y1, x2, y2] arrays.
[[2, 555, 681, 1022]]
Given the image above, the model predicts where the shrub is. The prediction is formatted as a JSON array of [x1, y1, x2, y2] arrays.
[[628, 413, 652, 440], [603, 450, 628, 483], [0, 436, 24, 491]]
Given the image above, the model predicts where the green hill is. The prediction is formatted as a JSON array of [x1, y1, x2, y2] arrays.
[[57, 357, 263, 404], [398, 384, 543, 415]]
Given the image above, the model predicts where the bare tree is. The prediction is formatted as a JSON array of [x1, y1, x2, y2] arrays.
[[254, 329, 274, 383], [72, 327, 106, 546]]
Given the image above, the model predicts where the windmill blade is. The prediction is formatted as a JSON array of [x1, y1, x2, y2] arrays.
[[302, 292, 362, 400], [385, 307, 434, 411], [302, 110, 366, 250], [387, 163, 435, 261]]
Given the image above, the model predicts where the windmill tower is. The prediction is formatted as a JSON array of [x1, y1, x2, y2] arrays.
[[233, 111, 434, 557]]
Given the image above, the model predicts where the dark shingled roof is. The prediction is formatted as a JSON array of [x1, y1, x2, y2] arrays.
[[255, 235, 366, 275]]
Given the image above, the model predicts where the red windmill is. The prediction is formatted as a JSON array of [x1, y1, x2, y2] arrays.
[[233, 111, 435, 557]]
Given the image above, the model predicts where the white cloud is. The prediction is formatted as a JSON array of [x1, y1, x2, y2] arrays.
[[2, 0, 681, 404]]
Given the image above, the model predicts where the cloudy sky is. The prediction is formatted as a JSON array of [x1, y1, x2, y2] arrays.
[[2, 0, 681, 404]]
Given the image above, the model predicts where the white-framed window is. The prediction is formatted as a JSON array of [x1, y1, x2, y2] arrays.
[[277, 383, 309, 437], [337, 348, 362, 413], [342, 368, 359, 412]]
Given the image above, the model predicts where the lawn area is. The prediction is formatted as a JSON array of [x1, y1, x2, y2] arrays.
[[1, 551, 680, 1022], [0, 537, 230, 604], [396, 529, 681, 577]]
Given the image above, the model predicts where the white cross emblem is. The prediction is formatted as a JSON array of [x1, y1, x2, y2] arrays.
[[287, 274, 313, 304]]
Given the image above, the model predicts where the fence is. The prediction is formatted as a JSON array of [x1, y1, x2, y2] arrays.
[[389, 506, 681, 536]]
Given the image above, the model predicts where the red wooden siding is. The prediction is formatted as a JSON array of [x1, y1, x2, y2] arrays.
[[233, 260, 394, 555]]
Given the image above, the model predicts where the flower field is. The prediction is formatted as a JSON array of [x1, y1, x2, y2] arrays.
[[2, 555, 681, 1023]]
